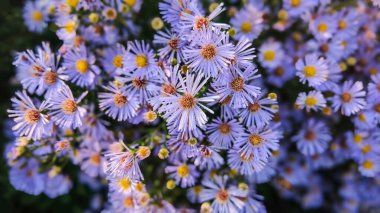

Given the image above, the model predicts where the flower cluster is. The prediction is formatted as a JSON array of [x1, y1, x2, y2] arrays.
[[4, 0, 380, 212]]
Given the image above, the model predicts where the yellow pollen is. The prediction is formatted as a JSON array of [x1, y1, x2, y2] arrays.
[[177, 164, 189, 178], [67, 0, 79, 7], [75, 59, 89, 73], [124, 0, 136, 7], [290, 0, 301, 7], [113, 55, 123, 68], [61, 99, 77, 114], [201, 44, 217, 60], [248, 102, 261, 112], [303, 66, 317, 77], [263, 50, 276, 61], [218, 123, 231, 134], [249, 134, 263, 146], [338, 20, 347, 30], [361, 144, 371, 154], [64, 21, 76, 33], [194, 17, 209, 30], [358, 112, 367, 122], [341, 41, 347, 48], [369, 68, 378, 75], [90, 154, 100, 165], [305, 96, 318, 107], [135, 55, 148, 68], [137, 146, 151, 159], [179, 94, 196, 110], [362, 160, 374, 170], [317, 23, 328, 33], [230, 77, 245, 91], [135, 182, 144, 191], [118, 178, 131, 190], [44, 71, 58, 85], [216, 189, 229, 204], [193, 185, 202, 194], [32, 11, 43, 22], [353, 134, 362, 144], [144, 111, 157, 122], [123, 196, 134, 208], [240, 21, 252, 33], [24, 109, 40, 124], [113, 93, 127, 107], [340, 92, 352, 103]]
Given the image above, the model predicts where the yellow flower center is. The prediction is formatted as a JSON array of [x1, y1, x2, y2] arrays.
[[201, 44, 217, 60], [361, 144, 371, 154], [305, 96, 318, 107], [369, 68, 378, 75], [32, 11, 43, 22], [303, 66, 317, 77], [230, 77, 245, 91], [340, 92, 352, 103], [179, 94, 196, 110], [113, 93, 127, 107], [249, 134, 263, 146], [64, 21, 76, 33], [241, 21, 252, 33], [67, 0, 79, 7], [24, 109, 40, 124], [362, 160, 374, 170], [177, 164, 189, 178], [118, 178, 131, 190], [123, 196, 134, 208], [358, 112, 367, 122], [75, 59, 89, 73], [193, 185, 202, 194], [144, 111, 157, 122], [338, 20, 347, 30], [290, 0, 301, 7], [44, 71, 58, 85], [90, 154, 100, 165], [218, 123, 231, 134], [124, 0, 136, 7], [194, 16, 209, 30], [263, 50, 276, 61], [317, 23, 328, 33], [135, 55, 148, 68], [353, 134, 362, 144], [61, 99, 77, 114], [112, 55, 123, 68]]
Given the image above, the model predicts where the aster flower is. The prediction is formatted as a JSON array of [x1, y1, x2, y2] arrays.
[[9, 159, 45, 195], [267, 62, 295, 87], [292, 119, 332, 156], [159, 0, 197, 27], [47, 85, 87, 129], [194, 146, 224, 170], [99, 83, 139, 122], [234, 124, 281, 161], [167, 129, 203, 159], [56, 15, 78, 42], [199, 175, 247, 213], [180, 3, 229, 32], [230, 4, 265, 41], [159, 72, 217, 134], [123, 40, 160, 78], [183, 27, 234, 77], [101, 43, 127, 76], [230, 38, 256, 69], [258, 41, 284, 69], [358, 157, 380, 177], [214, 65, 261, 108], [239, 93, 278, 128], [227, 148, 267, 175], [165, 162, 199, 188], [8, 91, 50, 140], [295, 53, 328, 87], [309, 15, 338, 40], [23, 1, 48, 33], [62, 44, 100, 88], [206, 117, 243, 149], [367, 74, 380, 100], [154, 29, 186, 63], [283, 0, 316, 17], [44, 172, 72, 198], [331, 81, 366, 116], [295, 90, 326, 112]]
